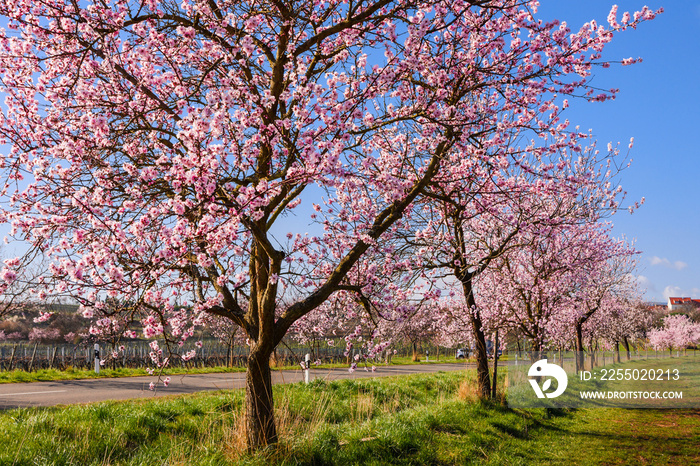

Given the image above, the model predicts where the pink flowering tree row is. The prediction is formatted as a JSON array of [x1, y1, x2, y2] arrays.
[[648, 314, 700, 355], [410, 134, 644, 395], [0, 0, 660, 449], [476, 222, 635, 345]]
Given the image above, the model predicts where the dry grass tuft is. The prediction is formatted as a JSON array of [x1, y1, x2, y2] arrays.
[[457, 377, 482, 402], [497, 373, 509, 405], [381, 391, 405, 415], [353, 393, 374, 422], [222, 389, 335, 462], [457, 372, 509, 404], [269, 352, 284, 368], [222, 411, 248, 461]]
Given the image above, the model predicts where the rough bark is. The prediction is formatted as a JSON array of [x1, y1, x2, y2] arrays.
[[575, 322, 585, 372], [471, 313, 491, 398], [462, 277, 490, 398], [491, 329, 499, 399], [245, 347, 277, 450], [622, 336, 631, 360]]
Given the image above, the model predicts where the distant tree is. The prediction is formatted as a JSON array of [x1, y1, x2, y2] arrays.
[[648, 314, 700, 355], [410, 139, 636, 396], [478, 221, 636, 359], [28, 327, 62, 343]]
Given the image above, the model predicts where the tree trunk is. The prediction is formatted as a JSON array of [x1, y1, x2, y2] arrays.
[[491, 329, 499, 399], [49, 347, 57, 369], [622, 336, 631, 360], [615, 341, 620, 363], [8, 344, 16, 371], [245, 347, 277, 450], [472, 314, 491, 399], [28, 342, 38, 372], [228, 333, 235, 368], [575, 323, 585, 373], [462, 277, 491, 399], [530, 339, 545, 363], [412, 341, 419, 362]]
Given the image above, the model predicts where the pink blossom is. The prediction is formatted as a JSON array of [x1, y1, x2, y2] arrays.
[[0, 268, 17, 284], [33, 311, 53, 323]]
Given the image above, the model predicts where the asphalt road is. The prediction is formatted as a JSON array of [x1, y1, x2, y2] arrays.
[[0, 362, 470, 409]]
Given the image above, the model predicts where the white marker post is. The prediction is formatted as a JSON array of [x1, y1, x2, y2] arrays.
[[94, 343, 100, 374], [304, 353, 311, 384]]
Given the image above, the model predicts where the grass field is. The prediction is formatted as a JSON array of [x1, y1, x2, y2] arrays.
[[0, 365, 245, 384], [508, 354, 700, 409], [1, 368, 698, 465], [0, 355, 463, 384]]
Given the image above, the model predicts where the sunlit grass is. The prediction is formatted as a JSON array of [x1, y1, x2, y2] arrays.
[[508, 354, 700, 409], [0, 355, 466, 384], [0, 365, 247, 384], [1, 369, 697, 465]]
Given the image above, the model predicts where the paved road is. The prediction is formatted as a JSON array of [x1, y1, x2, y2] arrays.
[[0, 362, 470, 409]]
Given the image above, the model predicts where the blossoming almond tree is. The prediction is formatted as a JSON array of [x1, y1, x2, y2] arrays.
[[409, 136, 642, 397], [567, 247, 639, 370], [583, 293, 651, 362], [648, 314, 700, 355], [0, 0, 659, 449], [477, 220, 636, 358]]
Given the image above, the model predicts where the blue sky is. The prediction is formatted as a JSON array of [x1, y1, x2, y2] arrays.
[[537, 1, 700, 303]]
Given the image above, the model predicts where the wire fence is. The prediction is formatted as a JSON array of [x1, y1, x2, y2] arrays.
[[4, 340, 691, 372], [0, 341, 354, 371], [0, 341, 249, 371]]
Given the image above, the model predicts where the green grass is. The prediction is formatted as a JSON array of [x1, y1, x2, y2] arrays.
[[582, 355, 700, 408], [0, 357, 465, 384], [524, 408, 700, 465], [0, 365, 246, 384], [1, 369, 698, 465], [308, 354, 465, 368], [508, 354, 700, 409]]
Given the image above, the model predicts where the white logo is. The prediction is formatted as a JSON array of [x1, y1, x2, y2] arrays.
[[528, 359, 568, 398]]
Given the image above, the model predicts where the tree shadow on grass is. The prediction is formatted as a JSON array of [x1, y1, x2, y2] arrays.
[[491, 421, 530, 440]]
